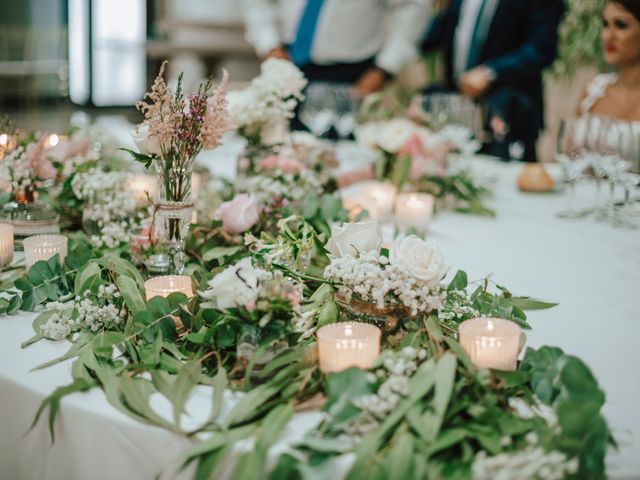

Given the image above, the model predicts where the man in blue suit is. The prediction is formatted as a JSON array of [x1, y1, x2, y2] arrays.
[[421, 0, 565, 162]]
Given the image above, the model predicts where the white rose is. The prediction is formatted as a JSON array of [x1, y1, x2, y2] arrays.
[[326, 222, 383, 258], [390, 236, 449, 286], [202, 258, 267, 310], [132, 123, 163, 156], [214, 194, 261, 234], [377, 118, 419, 153], [355, 122, 382, 150]]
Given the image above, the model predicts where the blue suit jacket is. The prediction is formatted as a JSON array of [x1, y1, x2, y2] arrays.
[[422, 0, 565, 132]]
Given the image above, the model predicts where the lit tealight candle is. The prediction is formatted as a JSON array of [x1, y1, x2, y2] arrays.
[[317, 322, 381, 373], [340, 181, 396, 221], [366, 182, 397, 220], [127, 174, 158, 205], [23, 234, 68, 269], [459, 317, 522, 371], [0, 223, 14, 268], [144, 275, 194, 301], [395, 193, 435, 234]]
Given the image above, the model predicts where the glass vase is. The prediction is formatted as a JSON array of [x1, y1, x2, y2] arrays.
[[152, 156, 195, 274], [154, 201, 192, 274], [0, 188, 60, 250]]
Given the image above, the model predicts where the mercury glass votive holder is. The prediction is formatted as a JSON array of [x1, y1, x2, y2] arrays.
[[317, 322, 382, 373], [0, 223, 14, 268], [459, 317, 522, 371], [144, 275, 194, 300], [23, 234, 67, 269]]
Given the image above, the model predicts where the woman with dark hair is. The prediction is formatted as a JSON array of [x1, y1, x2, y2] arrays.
[[579, 0, 640, 120]]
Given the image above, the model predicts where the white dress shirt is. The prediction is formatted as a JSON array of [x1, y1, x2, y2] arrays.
[[453, 0, 485, 80], [241, 0, 431, 74]]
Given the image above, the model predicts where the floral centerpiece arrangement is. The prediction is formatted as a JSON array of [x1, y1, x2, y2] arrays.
[[227, 58, 307, 148], [355, 118, 494, 216], [0, 133, 62, 243], [324, 222, 449, 331], [126, 61, 232, 273], [227, 58, 308, 181]]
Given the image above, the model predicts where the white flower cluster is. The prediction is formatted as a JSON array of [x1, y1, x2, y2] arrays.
[[325, 250, 446, 315], [72, 168, 147, 248], [356, 118, 437, 154], [227, 58, 307, 143], [472, 434, 578, 480], [41, 284, 126, 341], [508, 397, 558, 428], [342, 347, 428, 439], [438, 289, 479, 323], [1, 146, 32, 190], [244, 168, 325, 201]]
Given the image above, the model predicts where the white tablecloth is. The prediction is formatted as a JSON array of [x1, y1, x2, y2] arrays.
[[1, 155, 639, 479]]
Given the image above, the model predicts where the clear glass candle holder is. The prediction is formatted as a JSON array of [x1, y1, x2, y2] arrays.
[[317, 322, 381, 373], [395, 192, 435, 235], [144, 275, 194, 300], [23, 234, 67, 269], [0, 223, 14, 268], [459, 317, 522, 371]]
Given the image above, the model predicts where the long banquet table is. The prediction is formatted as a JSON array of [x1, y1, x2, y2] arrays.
[[1, 152, 639, 480]]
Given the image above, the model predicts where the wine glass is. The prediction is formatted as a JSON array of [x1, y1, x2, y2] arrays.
[[556, 117, 588, 218], [299, 82, 337, 138], [601, 120, 636, 226], [333, 85, 359, 140]]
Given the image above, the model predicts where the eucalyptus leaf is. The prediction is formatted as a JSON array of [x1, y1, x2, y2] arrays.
[[116, 275, 146, 314]]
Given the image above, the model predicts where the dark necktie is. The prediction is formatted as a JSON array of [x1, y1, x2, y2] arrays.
[[465, 0, 489, 71]]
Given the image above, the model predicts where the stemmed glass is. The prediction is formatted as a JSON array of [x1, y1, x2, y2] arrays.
[[334, 85, 359, 140], [299, 82, 338, 138], [556, 117, 588, 218], [601, 120, 638, 227], [581, 115, 615, 215]]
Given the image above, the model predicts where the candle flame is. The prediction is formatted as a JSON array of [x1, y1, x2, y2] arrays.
[[48, 134, 59, 147]]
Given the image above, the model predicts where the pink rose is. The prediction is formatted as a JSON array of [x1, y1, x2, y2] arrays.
[[399, 134, 448, 180], [214, 194, 261, 234]]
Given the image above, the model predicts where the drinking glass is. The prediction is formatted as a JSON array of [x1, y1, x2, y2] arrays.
[[556, 117, 588, 218], [299, 82, 337, 138], [334, 85, 359, 140]]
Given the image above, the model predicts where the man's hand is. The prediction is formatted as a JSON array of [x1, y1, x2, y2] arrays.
[[459, 66, 495, 99], [265, 47, 290, 61], [353, 68, 387, 97]]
